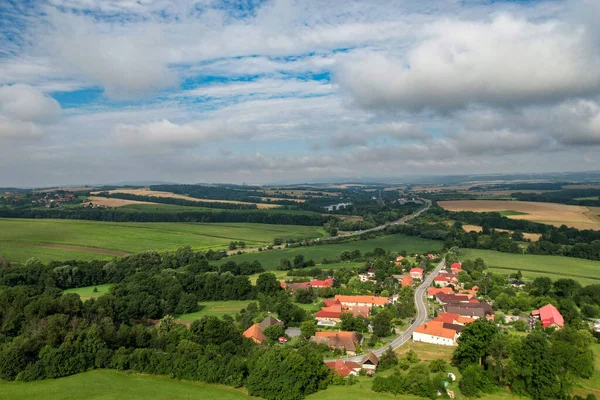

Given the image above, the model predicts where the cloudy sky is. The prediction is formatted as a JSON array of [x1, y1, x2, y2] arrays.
[[1, 0, 600, 186]]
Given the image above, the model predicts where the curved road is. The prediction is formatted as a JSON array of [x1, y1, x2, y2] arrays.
[[325, 258, 446, 363]]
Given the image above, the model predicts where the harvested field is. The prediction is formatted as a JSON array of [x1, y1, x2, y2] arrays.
[[439, 200, 600, 230], [34, 187, 94, 193], [93, 188, 281, 209], [461, 225, 541, 241], [86, 196, 159, 207]]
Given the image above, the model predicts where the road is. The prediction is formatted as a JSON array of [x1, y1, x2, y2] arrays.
[[325, 258, 446, 363], [226, 198, 432, 255]]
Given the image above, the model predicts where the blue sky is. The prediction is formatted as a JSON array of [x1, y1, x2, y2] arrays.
[[0, 0, 599, 186]]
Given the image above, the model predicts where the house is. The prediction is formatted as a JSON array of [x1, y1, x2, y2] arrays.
[[367, 268, 376, 278], [433, 312, 475, 326], [243, 316, 284, 344], [444, 302, 494, 320], [427, 287, 455, 299], [391, 274, 413, 287], [450, 262, 462, 273], [435, 293, 471, 305], [351, 306, 370, 319], [334, 295, 389, 309], [459, 286, 478, 299], [509, 279, 526, 288], [531, 304, 564, 329], [284, 281, 311, 292], [434, 274, 458, 287], [426, 253, 437, 260], [396, 255, 405, 262], [361, 352, 379, 373], [243, 324, 267, 344], [310, 278, 334, 288], [311, 331, 361, 355], [413, 321, 459, 346], [358, 273, 373, 283], [325, 360, 362, 376], [315, 303, 344, 324], [410, 268, 424, 280]]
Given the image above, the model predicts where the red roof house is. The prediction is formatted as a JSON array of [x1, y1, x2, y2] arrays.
[[532, 304, 564, 329], [310, 278, 334, 288], [427, 287, 454, 298], [324, 360, 362, 376], [410, 268, 424, 280]]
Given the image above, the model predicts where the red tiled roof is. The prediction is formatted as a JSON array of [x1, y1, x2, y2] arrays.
[[334, 295, 389, 306], [451, 262, 462, 269], [243, 324, 266, 343], [410, 268, 424, 274], [428, 287, 454, 296], [535, 304, 564, 328], [310, 278, 334, 287], [324, 299, 341, 307], [414, 321, 457, 339]]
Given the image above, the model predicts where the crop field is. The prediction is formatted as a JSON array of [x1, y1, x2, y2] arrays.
[[460, 248, 600, 286], [86, 196, 161, 207], [461, 225, 541, 241], [217, 235, 443, 270], [0, 219, 325, 263], [94, 188, 281, 209], [63, 284, 113, 300], [439, 200, 600, 230], [0, 370, 250, 400], [176, 300, 255, 321]]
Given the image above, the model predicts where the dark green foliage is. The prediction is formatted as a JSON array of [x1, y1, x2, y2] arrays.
[[453, 319, 499, 371], [429, 359, 447, 373], [372, 309, 393, 337], [246, 345, 329, 400], [378, 347, 399, 371]]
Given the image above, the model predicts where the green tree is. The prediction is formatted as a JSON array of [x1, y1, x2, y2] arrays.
[[453, 319, 499, 371], [372, 309, 393, 337], [300, 320, 317, 339], [278, 258, 291, 270], [255, 273, 281, 296], [378, 347, 399, 370], [429, 359, 447, 373], [263, 325, 285, 342]]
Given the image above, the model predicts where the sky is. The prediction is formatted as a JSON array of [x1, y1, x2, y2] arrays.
[[1, 0, 600, 186]]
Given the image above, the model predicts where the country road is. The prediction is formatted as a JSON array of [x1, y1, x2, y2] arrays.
[[325, 258, 446, 363], [226, 198, 432, 255]]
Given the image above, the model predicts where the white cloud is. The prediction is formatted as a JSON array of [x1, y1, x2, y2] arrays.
[[338, 14, 600, 112]]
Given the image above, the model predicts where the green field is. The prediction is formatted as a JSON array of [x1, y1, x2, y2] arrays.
[[63, 284, 113, 300], [176, 300, 255, 321], [498, 210, 529, 216], [0, 218, 326, 263], [574, 196, 599, 201], [0, 370, 250, 400], [460, 248, 600, 286], [218, 235, 442, 270], [119, 203, 320, 216]]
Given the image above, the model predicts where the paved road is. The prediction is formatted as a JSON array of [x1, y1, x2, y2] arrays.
[[325, 258, 446, 363]]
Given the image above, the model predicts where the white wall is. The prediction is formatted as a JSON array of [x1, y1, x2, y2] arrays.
[[412, 332, 455, 346]]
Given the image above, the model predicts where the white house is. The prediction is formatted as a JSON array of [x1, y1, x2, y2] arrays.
[[412, 321, 458, 346]]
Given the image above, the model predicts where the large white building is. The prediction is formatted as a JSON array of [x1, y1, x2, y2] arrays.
[[412, 321, 458, 346]]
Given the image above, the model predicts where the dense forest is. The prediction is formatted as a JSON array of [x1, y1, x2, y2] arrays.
[[512, 189, 600, 207]]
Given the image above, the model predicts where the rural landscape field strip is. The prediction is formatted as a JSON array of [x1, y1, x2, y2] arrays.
[[439, 200, 600, 229], [0, 219, 326, 262]]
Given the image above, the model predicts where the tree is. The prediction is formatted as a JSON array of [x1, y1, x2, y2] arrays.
[[300, 320, 317, 339], [453, 319, 499, 371], [263, 325, 285, 342], [429, 359, 447, 373], [372, 309, 393, 337], [277, 258, 291, 270], [459, 365, 487, 397], [378, 347, 399, 370], [294, 289, 315, 304], [255, 273, 281, 296], [246, 345, 330, 400], [293, 255, 305, 269]]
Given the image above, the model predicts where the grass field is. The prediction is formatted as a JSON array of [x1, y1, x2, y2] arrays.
[[0, 370, 250, 400], [460, 248, 600, 286], [63, 284, 113, 300], [0, 219, 326, 263], [176, 300, 255, 321], [117, 203, 322, 216], [439, 200, 600, 230], [217, 235, 443, 270], [395, 341, 455, 361]]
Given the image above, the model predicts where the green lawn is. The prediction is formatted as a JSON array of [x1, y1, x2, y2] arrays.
[[176, 300, 255, 321], [217, 235, 442, 270], [0, 218, 326, 263], [0, 369, 250, 400], [63, 284, 113, 301], [460, 248, 600, 286]]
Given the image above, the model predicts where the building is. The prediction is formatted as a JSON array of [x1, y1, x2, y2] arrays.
[[311, 331, 361, 356], [243, 316, 284, 344], [391, 274, 413, 287], [358, 273, 374, 283], [450, 262, 463, 273], [434, 274, 458, 287], [310, 278, 334, 288], [413, 321, 459, 346], [435, 293, 471, 305], [433, 312, 475, 326], [367, 269, 376, 278], [315, 302, 344, 324], [410, 268, 424, 280], [283, 281, 311, 292], [445, 302, 494, 320], [427, 287, 455, 299], [361, 352, 379, 373], [324, 360, 362, 376], [531, 304, 564, 329], [334, 295, 389, 309]]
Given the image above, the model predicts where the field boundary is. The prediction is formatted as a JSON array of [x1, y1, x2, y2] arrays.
[[2, 241, 127, 257]]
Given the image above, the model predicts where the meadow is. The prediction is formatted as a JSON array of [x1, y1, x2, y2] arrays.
[[176, 300, 255, 321], [63, 284, 113, 300], [439, 200, 600, 230], [460, 248, 600, 286], [217, 235, 443, 270], [0, 218, 326, 263]]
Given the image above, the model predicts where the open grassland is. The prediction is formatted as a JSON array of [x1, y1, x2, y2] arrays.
[[94, 188, 281, 209], [176, 300, 254, 321], [217, 235, 443, 270], [0, 219, 325, 263], [0, 370, 250, 400], [63, 284, 113, 301], [395, 341, 455, 361], [439, 200, 600, 230], [461, 224, 541, 241], [460, 248, 600, 286]]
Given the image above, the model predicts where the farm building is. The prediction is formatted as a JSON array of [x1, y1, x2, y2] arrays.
[[413, 321, 459, 346], [427, 287, 455, 299], [445, 302, 494, 320], [531, 304, 564, 329], [310, 278, 334, 288], [361, 352, 379, 373], [243, 316, 284, 344], [334, 295, 389, 308], [311, 331, 361, 355]]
